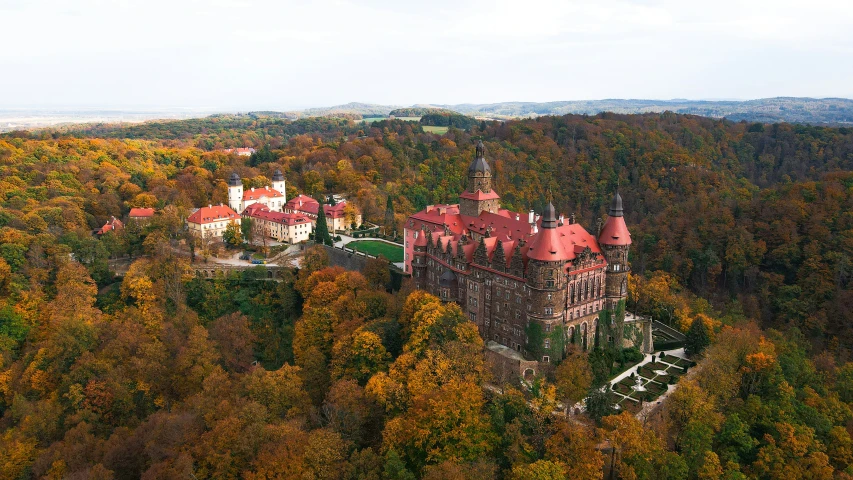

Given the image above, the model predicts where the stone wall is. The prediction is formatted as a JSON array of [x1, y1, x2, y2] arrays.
[[321, 244, 406, 291]]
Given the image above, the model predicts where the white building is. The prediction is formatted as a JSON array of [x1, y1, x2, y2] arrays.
[[228, 170, 287, 214], [242, 203, 312, 244], [187, 204, 241, 239]]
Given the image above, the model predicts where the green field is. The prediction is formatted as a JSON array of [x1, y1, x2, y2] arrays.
[[394, 116, 421, 121], [361, 117, 387, 123], [347, 240, 404, 262], [422, 125, 449, 134]]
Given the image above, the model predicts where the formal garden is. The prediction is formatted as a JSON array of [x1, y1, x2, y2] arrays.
[[347, 240, 405, 263], [607, 352, 696, 414]]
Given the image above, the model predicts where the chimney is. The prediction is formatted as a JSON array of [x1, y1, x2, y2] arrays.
[[208, 204, 212, 208], [558, 214, 564, 226], [515, 213, 520, 221], [528, 210, 535, 224], [251, 187, 255, 191], [570, 213, 576, 224]]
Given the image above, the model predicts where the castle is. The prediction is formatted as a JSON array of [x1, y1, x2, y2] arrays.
[[403, 141, 640, 367], [228, 170, 287, 214]]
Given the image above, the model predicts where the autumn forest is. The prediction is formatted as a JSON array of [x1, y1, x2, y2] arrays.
[[1, 112, 853, 479]]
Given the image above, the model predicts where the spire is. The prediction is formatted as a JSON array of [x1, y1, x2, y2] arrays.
[[272, 169, 284, 181], [608, 190, 624, 217], [599, 188, 631, 246], [468, 141, 490, 174], [541, 201, 557, 229]]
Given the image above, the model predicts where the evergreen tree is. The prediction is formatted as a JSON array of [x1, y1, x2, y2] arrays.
[[240, 217, 253, 245], [384, 195, 396, 237], [685, 317, 710, 356], [585, 385, 615, 424], [327, 194, 337, 206], [315, 200, 333, 246]]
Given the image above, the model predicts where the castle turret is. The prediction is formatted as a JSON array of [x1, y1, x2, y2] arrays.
[[599, 190, 631, 304], [228, 172, 243, 213], [272, 169, 286, 204], [525, 201, 569, 363], [599, 189, 632, 348], [459, 141, 500, 217]]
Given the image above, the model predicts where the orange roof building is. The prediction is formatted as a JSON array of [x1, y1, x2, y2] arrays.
[[128, 208, 155, 220], [404, 141, 636, 367], [187, 204, 241, 239], [242, 203, 312, 244], [96, 216, 123, 235], [227, 170, 287, 214], [285, 195, 362, 233]]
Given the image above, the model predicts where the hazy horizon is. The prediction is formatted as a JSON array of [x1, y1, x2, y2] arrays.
[[2, 0, 853, 111]]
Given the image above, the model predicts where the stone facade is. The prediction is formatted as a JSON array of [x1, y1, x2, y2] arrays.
[[404, 142, 635, 369]]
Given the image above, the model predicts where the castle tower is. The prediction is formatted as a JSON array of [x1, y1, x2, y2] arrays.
[[272, 169, 286, 203], [459, 141, 500, 217], [228, 172, 243, 213], [599, 189, 632, 349], [599, 189, 632, 309], [525, 201, 570, 363]]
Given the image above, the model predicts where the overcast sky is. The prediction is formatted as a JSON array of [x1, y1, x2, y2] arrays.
[[2, 0, 852, 111]]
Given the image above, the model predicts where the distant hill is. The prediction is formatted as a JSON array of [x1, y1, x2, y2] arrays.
[[438, 97, 853, 125], [254, 97, 853, 126], [248, 102, 399, 120], [388, 107, 458, 117]]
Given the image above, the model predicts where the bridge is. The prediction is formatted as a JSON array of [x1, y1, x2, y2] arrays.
[[190, 263, 288, 280], [107, 255, 292, 281]]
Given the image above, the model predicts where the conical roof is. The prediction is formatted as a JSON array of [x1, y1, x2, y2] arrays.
[[600, 190, 631, 246], [527, 201, 570, 262]]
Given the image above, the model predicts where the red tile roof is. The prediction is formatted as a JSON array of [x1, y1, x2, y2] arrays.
[[243, 186, 285, 201], [187, 205, 240, 225], [128, 207, 155, 218], [243, 203, 311, 226], [459, 190, 501, 201], [408, 202, 606, 271], [599, 215, 632, 246], [285, 195, 320, 215], [286, 195, 350, 219], [97, 217, 123, 235]]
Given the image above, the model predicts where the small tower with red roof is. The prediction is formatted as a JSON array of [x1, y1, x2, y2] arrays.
[[599, 189, 632, 312], [525, 201, 570, 363], [459, 141, 501, 217]]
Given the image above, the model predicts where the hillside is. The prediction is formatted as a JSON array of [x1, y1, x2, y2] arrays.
[[1, 112, 853, 478]]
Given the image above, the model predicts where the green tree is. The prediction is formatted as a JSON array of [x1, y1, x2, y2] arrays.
[[384, 195, 396, 237], [685, 317, 710, 356], [223, 220, 243, 247], [241, 216, 254, 245], [585, 385, 615, 424], [315, 200, 333, 246]]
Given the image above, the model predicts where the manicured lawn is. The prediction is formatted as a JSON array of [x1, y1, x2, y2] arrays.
[[347, 240, 404, 263], [422, 125, 449, 134]]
